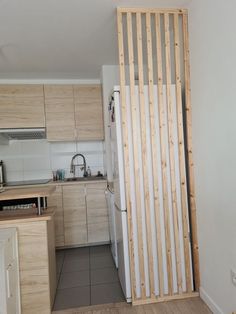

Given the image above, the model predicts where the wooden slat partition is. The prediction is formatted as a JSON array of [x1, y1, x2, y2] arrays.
[[126, 12, 146, 299], [117, 7, 200, 305], [182, 13, 200, 291], [117, 11, 137, 300]]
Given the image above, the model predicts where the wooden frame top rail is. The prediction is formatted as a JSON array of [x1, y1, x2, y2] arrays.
[[117, 8, 188, 14]]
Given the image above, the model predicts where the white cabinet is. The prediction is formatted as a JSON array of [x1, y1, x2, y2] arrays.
[[0, 228, 21, 314]]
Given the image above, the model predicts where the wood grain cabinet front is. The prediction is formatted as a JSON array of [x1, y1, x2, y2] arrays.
[[47, 185, 65, 247], [74, 84, 104, 141], [0, 84, 45, 128], [62, 185, 87, 246], [86, 182, 109, 243], [44, 85, 76, 141]]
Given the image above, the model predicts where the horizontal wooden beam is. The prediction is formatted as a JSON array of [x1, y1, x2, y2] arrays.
[[132, 292, 199, 306], [117, 7, 188, 14]]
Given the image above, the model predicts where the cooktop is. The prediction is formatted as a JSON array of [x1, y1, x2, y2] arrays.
[[5, 179, 50, 187]]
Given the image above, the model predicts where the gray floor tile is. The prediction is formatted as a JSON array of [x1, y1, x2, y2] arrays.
[[91, 282, 124, 305], [53, 286, 90, 310], [58, 270, 90, 289], [65, 247, 89, 259], [90, 245, 111, 257], [56, 255, 64, 274], [91, 267, 119, 285], [90, 254, 115, 270], [62, 256, 89, 273]]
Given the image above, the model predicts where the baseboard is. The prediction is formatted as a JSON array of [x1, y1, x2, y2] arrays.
[[200, 287, 224, 314]]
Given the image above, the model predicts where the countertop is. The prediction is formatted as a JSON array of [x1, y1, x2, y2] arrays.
[[0, 207, 55, 224], [3, 177, 107, 189], [0, 185, 56, 201]]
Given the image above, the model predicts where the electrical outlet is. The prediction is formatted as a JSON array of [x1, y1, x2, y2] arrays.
[[231, 269, 236, 287]]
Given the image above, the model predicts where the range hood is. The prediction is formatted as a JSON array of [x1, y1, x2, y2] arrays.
[[0, 128, 46, 141]]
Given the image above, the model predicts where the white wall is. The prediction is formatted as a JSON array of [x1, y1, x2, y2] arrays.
[[188, 1, 236, 313], [0, 140, 104, 182]]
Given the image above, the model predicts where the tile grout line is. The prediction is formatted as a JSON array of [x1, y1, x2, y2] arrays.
[[53, 251, 66, 310]]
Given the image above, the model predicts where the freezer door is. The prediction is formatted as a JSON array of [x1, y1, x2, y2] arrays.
[[115, 204, 132, 301], [105, 189, 118, 268], [113, 92, 126, 211]]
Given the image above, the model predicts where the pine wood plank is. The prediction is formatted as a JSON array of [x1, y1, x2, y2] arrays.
[[182, 13, 200, 291]]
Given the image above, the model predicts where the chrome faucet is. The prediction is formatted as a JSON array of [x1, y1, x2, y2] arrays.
[[70, 153, 87, 177]]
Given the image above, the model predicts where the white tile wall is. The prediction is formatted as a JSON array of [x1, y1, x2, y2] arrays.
[[0, 139, 105, 182]]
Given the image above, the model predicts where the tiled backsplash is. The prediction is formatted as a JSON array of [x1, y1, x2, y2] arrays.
[[0, 140, 105, 182]]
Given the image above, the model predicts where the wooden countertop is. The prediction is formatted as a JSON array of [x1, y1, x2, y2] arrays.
[[3, 178, 107, 190], [0, 207, 55, 224], [0, 185, 56, 201]]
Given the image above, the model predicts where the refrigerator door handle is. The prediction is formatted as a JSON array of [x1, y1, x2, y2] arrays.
[[115, 203, 127, 213]]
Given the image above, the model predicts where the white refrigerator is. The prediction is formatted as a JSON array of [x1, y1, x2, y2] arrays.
[[107, 88, 132, 302]]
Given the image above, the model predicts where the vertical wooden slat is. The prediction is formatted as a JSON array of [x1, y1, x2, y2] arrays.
[[173, 13, 192, 293], [117, 9, 137, 300], [155, 13, 173, 296], [164, 12, 182, 295], [145, 12, 156, 299], [182, 13, 200, 292], [136, 12, 151, 299], [145, 12, 164, 298], [127, 12, 146, 299]]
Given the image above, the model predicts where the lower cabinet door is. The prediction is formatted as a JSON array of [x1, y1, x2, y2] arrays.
[[63, 185, 87, 246], [86, 182, 110, 243], [88, 222, 110, 243], [47, 186, 65, 247]]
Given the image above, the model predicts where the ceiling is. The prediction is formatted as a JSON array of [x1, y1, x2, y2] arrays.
[[0, 0, 191, 79]]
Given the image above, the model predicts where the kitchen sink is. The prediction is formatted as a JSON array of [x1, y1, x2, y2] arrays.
[[64, 176, 106, 182]]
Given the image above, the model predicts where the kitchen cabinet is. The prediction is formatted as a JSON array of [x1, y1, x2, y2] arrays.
[[86, 182, 109, 243], [44, 85, 76, 141], [63, 185, 87, 246], [49, 181, 109, 247], [47, 185, 64, 247], [0, 85, 45, 128], [74, 85, 104, 141]]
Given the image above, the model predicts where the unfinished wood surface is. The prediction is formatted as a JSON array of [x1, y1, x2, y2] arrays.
[[0, 219, 55, 314], [47, 186, 65, 247], [155, 12, 173, 297], [52, 297, 212, 314], [117, 9, 136, 300], [44, 84, 76, 141], [145, 12, 158, 299], [183, 13, 200, 291], [173, 13, 192, 293], [117, 8, 198, 304], [164, 13, 182, 295], [117, 8, 187, 14], [136, 12, 151, 300], [127, 11, 146, 300], [63, 185, 87, 246], [74, 85, 104, 141]]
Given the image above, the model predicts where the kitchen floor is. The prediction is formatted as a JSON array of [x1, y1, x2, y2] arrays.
[[53, 245, 125, 311]]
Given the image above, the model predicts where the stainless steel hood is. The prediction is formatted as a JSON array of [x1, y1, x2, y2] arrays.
[[0, 128, 46, 140]]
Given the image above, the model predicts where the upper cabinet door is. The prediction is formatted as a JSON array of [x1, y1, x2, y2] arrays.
[[0, 85, 45, 128], [44, 85, 76, 141], [74, 85, 104, 141]]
